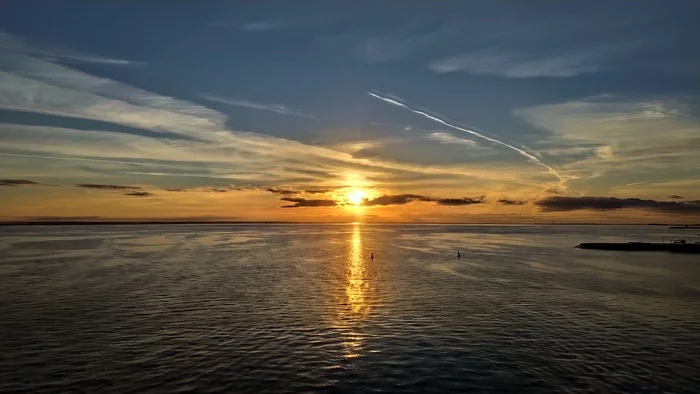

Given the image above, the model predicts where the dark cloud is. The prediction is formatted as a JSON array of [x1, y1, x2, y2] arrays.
[[124, 191, 154, 197], [668, 195, 683, 199], [304, 189, 333, 194], [362, 194, 486, 207], [77, 184, 141, 190], [363, 194, 427, 206], [498, 198, 526, 205], [165, 187, 229, 192], [432, 196, 486, 206], [536, 196, 700, 214], [277, 192, 487, 208], [281, 197, 337, 208], [1, 179, 43, 187], [266, 188, 299, 195]]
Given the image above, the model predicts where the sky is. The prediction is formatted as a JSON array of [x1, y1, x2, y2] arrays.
[[1, 1, 699, 223]]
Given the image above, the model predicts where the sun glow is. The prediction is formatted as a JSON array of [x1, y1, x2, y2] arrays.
[[347, 189, 367, 206]]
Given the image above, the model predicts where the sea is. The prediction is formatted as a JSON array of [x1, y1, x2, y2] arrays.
[[1, 224, 698, 393]]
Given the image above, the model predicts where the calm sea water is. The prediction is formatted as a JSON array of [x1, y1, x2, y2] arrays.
[[1, 224, 699, 393]]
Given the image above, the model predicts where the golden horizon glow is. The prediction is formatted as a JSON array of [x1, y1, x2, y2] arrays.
[[347, 189, 368, 206]]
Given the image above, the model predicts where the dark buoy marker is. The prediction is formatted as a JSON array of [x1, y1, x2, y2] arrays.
[[457, 250, 460, 259], [370, 253, 374, 260]]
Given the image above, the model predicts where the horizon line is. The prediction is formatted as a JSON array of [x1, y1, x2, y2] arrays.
[[0, 220, 692, 226]]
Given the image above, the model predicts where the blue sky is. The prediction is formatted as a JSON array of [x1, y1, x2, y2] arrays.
[[1, 1, 699, 222]]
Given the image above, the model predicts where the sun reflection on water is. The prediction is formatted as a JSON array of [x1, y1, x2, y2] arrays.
[[347, 224, 368, 315], [341, 223, 371, 358]]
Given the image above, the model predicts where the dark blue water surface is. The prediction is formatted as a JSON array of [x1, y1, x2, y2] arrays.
[[1, 224, 699, 393]]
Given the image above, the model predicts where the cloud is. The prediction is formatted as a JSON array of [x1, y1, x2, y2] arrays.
[[0, 179, 43, 187], [668, 195, 684, 199], [164, 187, 230, 193], [240, 21, 283, 32], [369, 91, 565, 186], [124, 191, 154, 197], [362, 194, 486, 207], [0, 59, 229, 136], [363, 194, 427, 206], [201, 95, 313, 118], [594, 146, 614, 159], [514, 96, 700, 189], [429, 50, 601, 78], [77, 184, 142, 190], [0, 30, 144, 66], [277, 193, 486, 208], [0, 44, 549, 190], [280, 197, 337, 208], [536, 196, 700, 214], [0, 31, 565, 202], [427, 132, 479, 148], [432, 196, 486, 206], [304, 189, 333, 194], [266, 187, 298, 195], [498, 198, 527, 205]]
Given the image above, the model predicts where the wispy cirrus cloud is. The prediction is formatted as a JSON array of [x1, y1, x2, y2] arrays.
[[427, 132, 480, 148], [429, 50, 602, 78], [369, 91, 566, 186], [0, 30, 144, 66], [514, 95, 700, 194], [200, 95, 314, 118], [0, 30, 563, 210]]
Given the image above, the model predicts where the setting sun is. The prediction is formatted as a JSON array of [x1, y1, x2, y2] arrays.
[[347, 189, 367, 206]]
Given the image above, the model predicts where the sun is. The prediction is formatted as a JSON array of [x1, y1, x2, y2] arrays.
[[347, 189, 367, 206]]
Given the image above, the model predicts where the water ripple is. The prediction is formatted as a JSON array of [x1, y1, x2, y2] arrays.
[[1, 224, 699, 393]]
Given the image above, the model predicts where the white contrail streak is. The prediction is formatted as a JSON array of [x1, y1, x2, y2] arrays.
[[368, 91, 565, 184]]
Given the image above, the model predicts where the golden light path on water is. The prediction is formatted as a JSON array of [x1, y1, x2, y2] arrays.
[[347, 224, 367, 315], [342, 224, 370, 358]]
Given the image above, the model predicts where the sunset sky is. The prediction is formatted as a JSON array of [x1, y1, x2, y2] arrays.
[[1, 1, 699, 223]]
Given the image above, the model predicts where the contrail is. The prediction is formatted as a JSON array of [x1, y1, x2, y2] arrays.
[[368, 91, 565, 185]]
